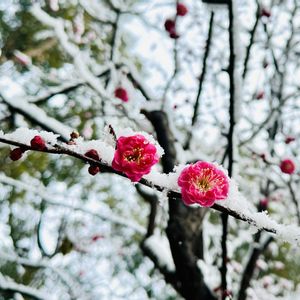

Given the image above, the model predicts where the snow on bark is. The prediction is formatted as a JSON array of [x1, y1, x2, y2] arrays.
[[144, 232, 175, 272], [0, 127, 59, 146]]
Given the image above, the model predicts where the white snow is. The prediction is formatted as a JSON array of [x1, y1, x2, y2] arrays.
[[0, 127, 59, 146], [31, 5, 111, 100], [0, 77, 72, 140], [144, 232, 175, 272]]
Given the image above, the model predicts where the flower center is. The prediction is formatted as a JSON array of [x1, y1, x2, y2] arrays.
[[126, 148, 142, 162], [196, 176, 213, 192], [193, 167, 226, 192]]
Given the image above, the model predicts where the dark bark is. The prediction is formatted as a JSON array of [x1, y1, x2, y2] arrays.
[[144, 110, 216, 300], [0, 137, 280, 235], [237, 235, 273, 300], [220, 1, 236, 296], [184, 12, 214, 150]]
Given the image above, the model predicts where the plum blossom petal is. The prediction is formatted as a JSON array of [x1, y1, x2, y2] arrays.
[[178, 161, 229, 207], [112, 135, 159, 182]]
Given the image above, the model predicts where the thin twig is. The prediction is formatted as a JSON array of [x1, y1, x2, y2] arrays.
[[221, 1, 237, 297], [0, 136, 290, 239], [242, 0, 260, 79], [184, 12, 215, 150]]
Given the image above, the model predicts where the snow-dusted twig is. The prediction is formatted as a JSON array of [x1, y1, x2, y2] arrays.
[[0, 273, 52, 300], [0, 93, 72, 141], [242, 0, 260, 79], [30, 5, 110, 100], [79, 0, 115, 24], [0, 173, 146, 235], [1, 129, 300, 244], [184, 12, 215, 150], [27, 68, 110, 104], [0, 251, 84, 300], [237, 234, 273, 300]]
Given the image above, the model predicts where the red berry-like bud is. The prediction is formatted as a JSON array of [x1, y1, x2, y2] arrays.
[[85, 149, 100, 160], [176, 3, 188, 16], [70, 131, 80, 139], [261, 8, 271, 18], [30, 135, 46, 151], [223, 290, 232, 298], [259, 198, 268, 210], [169, 31, 180, 39], [256, 91, 264, 100], [164, 19, 176, 32], [114, 87, 129, 102], [88, 165, 100, 176], [91, 234, 104, 242], [285, 136, 295, 144], [10, 148, 24, 161], [280, 159, 295, 174]]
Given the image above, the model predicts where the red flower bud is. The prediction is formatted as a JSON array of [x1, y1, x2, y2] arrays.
[[164, 19, 176, 32], [259, 198, 268, 210], [261, 8, 271, 18], [285, 136, 295, 144], [176, 3, 188, 16], [88, 165, 100, 176], [10, 148, 25, 161], [91, 234, 104, 242], [30, 135, 46, 151], [280, 159, 295, 174], [85, 149, 100, 161], [114, 87, 129, 102], [256, 91, 264, 100]]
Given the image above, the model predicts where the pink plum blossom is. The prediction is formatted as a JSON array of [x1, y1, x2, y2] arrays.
[[178, 161, 229, 207], [112, 135, 159, 182]]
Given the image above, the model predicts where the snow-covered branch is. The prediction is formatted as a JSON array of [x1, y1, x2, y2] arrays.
[[0, 93, 72, 141], [0, 173, 146, 235], [0, 251, 84, 299], [0, 273, 52, 300], [30, 4, 111, 100], [1, 128, 300, 244]]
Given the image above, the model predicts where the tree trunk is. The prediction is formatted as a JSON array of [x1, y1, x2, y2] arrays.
[[144, 110, 217, 300]]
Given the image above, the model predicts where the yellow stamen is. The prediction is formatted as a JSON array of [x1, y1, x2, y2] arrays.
[[196, 176, 212, 192], [125, 148, 142, 162]]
